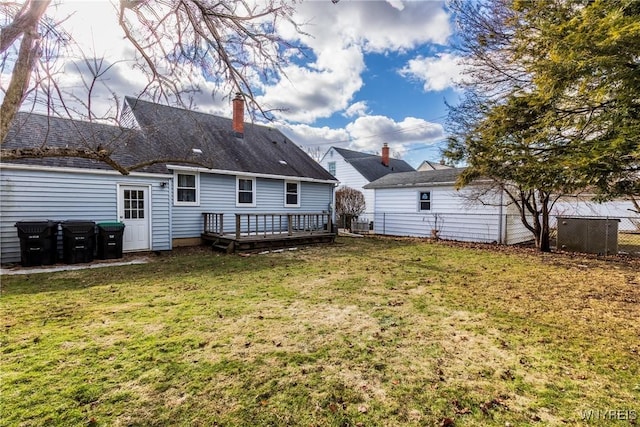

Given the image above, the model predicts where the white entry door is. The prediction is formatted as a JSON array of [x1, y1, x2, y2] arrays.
[[118, 185, 150, 251]]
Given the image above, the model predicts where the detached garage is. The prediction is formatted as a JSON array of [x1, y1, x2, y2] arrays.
[[363, 168, 532, 245]]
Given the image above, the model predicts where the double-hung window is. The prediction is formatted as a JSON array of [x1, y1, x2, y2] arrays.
[[237, 177, 256, 207], [285, 181, 300, 207], [327, 161, 336, 176], [174, 172, 199, 205], [419, 191, 431, 211]]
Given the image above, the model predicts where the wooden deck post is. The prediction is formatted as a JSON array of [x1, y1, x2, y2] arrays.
[[287, 214, 293, 236], [235, 214, 241, 239], [203, 213, 209, 233]]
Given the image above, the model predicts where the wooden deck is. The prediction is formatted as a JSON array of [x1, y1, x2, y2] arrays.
[[201, 212, 336, 253]]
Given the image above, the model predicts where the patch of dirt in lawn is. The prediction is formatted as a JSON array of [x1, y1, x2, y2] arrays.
[[228, 302, 380, 356]]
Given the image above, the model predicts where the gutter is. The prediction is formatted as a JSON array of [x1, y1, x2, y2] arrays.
[[167, 164, 339, 185]]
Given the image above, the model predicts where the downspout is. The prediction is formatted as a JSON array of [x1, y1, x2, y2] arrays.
[[168, 178, 173, 250], [498, 189, 504, 244], [330, 183, 337, 232]]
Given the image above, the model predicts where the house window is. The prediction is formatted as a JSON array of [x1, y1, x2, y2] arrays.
[[124, 190, 145, 219], [237, 177, 256, 207], [285, 181, 300, 207], [419, 191, 431, 211], [328, 161, 336, 176], [174, 172, 199, 205]]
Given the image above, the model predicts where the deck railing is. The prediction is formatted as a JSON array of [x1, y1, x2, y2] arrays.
[[203, 212, 333, 240], [203, 212, 224, 235]]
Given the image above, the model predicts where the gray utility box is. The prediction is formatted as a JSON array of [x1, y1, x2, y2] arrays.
[[557, 217, 620, 255]]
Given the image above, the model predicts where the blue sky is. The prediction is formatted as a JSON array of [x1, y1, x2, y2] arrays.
[[256, 0, 465, 168], [11, 1, 464, 169], [310, 49, 462, 166]]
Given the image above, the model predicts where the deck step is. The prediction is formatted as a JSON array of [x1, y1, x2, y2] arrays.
[[211, 239, 235, 254]]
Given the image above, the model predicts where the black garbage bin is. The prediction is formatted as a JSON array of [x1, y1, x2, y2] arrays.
[[61, 221, 96, 264], [97, 222, 125, 259], [14, 221, 59, 267]]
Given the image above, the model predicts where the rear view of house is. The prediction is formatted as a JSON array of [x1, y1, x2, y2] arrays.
[[0, 96, 337, 264]]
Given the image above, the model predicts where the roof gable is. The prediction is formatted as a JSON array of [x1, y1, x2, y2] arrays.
[[364, 167, 466, 189], [332, 146, 415, 182], [417, 160, 453, 171]]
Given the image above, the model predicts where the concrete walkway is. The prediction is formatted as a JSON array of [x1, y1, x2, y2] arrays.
[[1, 258, 150, 276]]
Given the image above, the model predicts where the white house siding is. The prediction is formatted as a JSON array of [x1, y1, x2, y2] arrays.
[[171, 173, 334, 239], [502, 212, 534, 245], [0, 166, 172, 264], [372, 185, 533, 244], [321, 148, 374, 217], [550, 198, 638, 231]]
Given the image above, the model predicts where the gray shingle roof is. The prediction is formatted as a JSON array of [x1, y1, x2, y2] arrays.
[[332, 147, 415, 182], [364, 167, 466, 189], [124, 97, 336, 181], [3, 98, 337, 182], [2, 112, 164, 173]]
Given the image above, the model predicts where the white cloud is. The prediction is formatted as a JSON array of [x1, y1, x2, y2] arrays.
[[386, 0, 405, 12], [255, 45, 365, 123], [343, 101, 369, 118], [346, 115, 444, 152], [278, 114, 445, 164], [258, 0, 453, 123], [400, 53, 466, 92], [277, 123, 350, 149]]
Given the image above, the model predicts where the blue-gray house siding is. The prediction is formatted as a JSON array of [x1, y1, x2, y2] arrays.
[[172, 172, 334, 238], [0, 165, 172, 264]]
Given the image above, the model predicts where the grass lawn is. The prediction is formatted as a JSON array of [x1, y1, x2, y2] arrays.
[[1, 236, 639, 426]]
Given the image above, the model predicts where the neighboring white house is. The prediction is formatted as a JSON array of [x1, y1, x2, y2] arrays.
[[416, 160, 453, 171], [551, 195, 638, 232], [319, 144, 415, 219]]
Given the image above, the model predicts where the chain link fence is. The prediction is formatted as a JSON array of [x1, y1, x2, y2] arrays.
[[347, 212, 640, 256]]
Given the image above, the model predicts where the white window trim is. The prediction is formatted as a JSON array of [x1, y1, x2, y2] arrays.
[[236, 176, 257, 207], [418, 190, 432, 212], [284, 180, 301, 208], [174, 171, 200, 206]]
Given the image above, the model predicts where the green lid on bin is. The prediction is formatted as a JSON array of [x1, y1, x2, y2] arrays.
[[97, 222, 125, 231]]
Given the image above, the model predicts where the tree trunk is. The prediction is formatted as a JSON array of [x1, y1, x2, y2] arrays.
[[539, 194, 551, 252], [0, 0, 51, 142]]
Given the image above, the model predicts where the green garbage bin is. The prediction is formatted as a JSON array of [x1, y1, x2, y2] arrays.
[[61, 221, 96, 264], [97, 222, 125, 259], [14, 221, 59, 267]]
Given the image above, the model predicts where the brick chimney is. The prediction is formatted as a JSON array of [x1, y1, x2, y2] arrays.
[[232, 92, 244, 136], [381, 143, 390, 167]]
